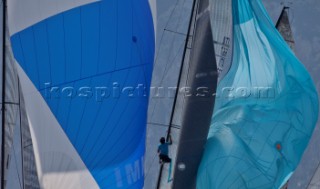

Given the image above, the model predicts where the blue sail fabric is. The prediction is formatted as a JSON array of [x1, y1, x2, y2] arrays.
[[197, 0, 319, 188], [10, 1, 155, 188]]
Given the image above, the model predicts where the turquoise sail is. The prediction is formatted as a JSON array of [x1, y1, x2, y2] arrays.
[[197, 0, 319, 188]]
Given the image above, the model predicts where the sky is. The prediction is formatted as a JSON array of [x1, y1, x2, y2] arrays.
[[263, 0, 320, 188]]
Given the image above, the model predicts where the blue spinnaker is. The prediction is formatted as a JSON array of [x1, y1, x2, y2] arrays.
[[9, 0, 155, 188], [197, 0, 319, 188]]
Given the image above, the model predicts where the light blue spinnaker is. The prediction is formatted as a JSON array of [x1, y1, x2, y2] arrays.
[[197, 0, 319, 188]]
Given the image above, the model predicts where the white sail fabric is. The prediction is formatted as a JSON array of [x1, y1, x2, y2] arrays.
[[16, 64, 99, 189], [209, 0, 233, 81], [19, 85, 40, 189], [6, 86, 41, 189], [1, 11, 21, 188], [308, 165, 320, 189]]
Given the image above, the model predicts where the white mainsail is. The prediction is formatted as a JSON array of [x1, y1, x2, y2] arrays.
[[19, 88, 40, 189]]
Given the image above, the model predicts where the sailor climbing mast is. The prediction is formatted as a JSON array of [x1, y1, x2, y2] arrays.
[[156, 0, 199, 187], [155, 0, 233, 188]]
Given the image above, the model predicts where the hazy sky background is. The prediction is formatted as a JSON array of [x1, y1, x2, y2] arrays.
[[263, 1, 320, 188]]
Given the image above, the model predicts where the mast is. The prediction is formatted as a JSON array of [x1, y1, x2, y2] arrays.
[[165, 0, 198, 149], [156, 0, 198, 187], [154, 0, 233, 188], [170, 0, 219, 187], [144, 1, 197, 188], [1, 0, 6, 188]]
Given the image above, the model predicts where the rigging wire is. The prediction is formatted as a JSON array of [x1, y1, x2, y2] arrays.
[[1, 0, 6, 188], [306, 160, 320, 188], [146, 1, 195, 182], [144, 153, 158, 182], [156, 0, 199, 187], [153, 0, 181, 62], [149, 0, 189, 119], [165, 0, 198, 146]]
